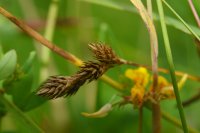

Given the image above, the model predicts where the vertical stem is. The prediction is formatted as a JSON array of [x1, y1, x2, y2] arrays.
[[152, 104, 161, 133], [138, 107, 143, 133], [40, 0, 60, 81], [156, 0, 188, 132], [147, 0, 161, 132], [187, 0, 200, 28], [147, 0, 152, 19]]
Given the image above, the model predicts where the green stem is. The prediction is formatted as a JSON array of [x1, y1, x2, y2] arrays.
[[147, 0, 152, 19], [162, 0, 200, 41], [0, 96, 44, 133], [40, 0, 60, 81], [156, 0, 188, 133], [138, 107, 143, 133]]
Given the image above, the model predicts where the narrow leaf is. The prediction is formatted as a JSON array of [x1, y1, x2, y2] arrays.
[[0, 50, 17, 80], [21, 51, 36, 73]]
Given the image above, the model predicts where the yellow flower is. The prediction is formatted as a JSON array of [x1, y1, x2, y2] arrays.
[[125, 67, 149, 87], [125, 67, 149, 107], [131, 85, 145, 107]]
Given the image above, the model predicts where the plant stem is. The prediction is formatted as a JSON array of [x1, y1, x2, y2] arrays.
[[0, 7, 82, 66], [187, 0, 200, 28], [182, 90, 200, 107], [156, 0, 188, 132], [40, 0, 60, 81], [121, 59, 200, 82], [147, 0, 152, 19], [0, 95, 44, 133], [162, 0, 200, 41], [138, 107, 143, 133]]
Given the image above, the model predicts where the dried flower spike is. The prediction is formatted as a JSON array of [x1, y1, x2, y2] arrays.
[[89, 43, 121, 65], [37, 43, 121, 99], [37, 61, 111, 99], [37, 76, 83, 99]]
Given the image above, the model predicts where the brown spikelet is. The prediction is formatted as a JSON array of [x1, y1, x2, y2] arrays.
[[37, 76, 81, 99], [37, 61, 111, 99], [37, 43, 122, 99], [89, 43, 121, 65]]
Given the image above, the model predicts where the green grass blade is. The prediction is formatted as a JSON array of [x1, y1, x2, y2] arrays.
[[156, 0, 188, 132], [162, 0, 200, 41]]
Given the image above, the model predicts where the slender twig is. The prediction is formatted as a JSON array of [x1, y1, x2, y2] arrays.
[[162, 0, 200, 42], [0, 95, 44, 133], [156, 0, 188, 132], [182, 90, 200, 107], [0, 7, 82, 66], [187, 0, 200, 28], [0, 6, 124, 91], [122, 60, 200, 82]]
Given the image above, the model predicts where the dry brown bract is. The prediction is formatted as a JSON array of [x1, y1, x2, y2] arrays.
[[37, 43, 120, 99]]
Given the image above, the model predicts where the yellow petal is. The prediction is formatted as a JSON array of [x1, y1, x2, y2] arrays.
[[178, 74, 188, 90], [158, 76, 169, 88], [125, 67, 149, 87], [131, 85, 145, 106]]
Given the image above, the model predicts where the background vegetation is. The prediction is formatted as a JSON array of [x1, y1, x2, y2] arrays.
[[0, 0, 200, 133]]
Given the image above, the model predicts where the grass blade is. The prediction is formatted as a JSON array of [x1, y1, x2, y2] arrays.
[[156, 0, 188, 132]]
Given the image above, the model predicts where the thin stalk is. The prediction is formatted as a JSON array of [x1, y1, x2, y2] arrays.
[[147, 0, 152, 19], [0, 7, 82, 66], [156, 0, 188, 132], [0, 95, 44, 133], [39, 0, 60, 81], [187, 0, 200, 28], [138, 107, 143, 133], [182, 90, 200, 107], [121, 60, 200, 82], [146, 0, 161, 132], [162, 0, 200, 41]]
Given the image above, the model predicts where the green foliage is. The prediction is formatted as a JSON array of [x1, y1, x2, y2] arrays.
[[0, 50, 17, 80], [0, 0, 200, 133]]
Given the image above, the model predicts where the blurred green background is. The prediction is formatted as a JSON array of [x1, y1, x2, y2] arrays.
[[0, 0, 200, 133]]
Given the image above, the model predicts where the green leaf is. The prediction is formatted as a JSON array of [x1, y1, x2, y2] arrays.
[[20, 92, 47, 112], [21, 51, 36, 73], [4, 73, 47, 112], [0, 50, 17, 80]]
